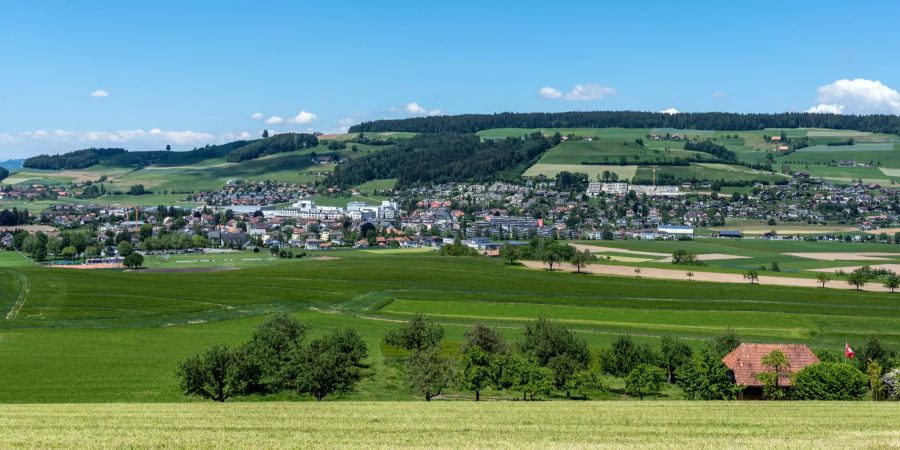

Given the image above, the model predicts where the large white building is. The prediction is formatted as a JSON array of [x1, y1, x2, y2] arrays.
[[657, 224, 694, 237], [267, 200, 345, 220]]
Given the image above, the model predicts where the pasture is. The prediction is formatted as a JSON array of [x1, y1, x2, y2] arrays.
[[0, 402, 897, 448], [1, 251, 899, 402]]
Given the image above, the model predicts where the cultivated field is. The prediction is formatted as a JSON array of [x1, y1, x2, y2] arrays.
[[1, 250, 899, 402], [0, 402, 897, 448]]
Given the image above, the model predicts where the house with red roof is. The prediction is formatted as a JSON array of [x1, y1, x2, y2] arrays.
[[722, 343, 819, 399]]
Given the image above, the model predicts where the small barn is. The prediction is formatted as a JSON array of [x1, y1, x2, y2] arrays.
[[722, 343, 819, 399]]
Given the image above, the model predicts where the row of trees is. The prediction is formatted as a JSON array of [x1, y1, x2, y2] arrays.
[[225, 133, 319, 162], [349, 111, 900, 135], [389, 316, 605, 401], [177, 314, 367, 402], [0, 207, 30, 226], [23, 148, 126, 170], [327, 133, 559, 188]]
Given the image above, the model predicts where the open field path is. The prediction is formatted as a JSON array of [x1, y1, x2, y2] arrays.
[[521, 261, 892, 292]]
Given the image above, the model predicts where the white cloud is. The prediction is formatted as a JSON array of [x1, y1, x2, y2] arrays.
[[713, 91, 725, 98], [538, 87, 562, 99], [265, 116, 284, 125], [539, 84, 617, 101], [338, 117, 356, 133], [405, 102, 443, 116], [289, 110, 317, 124], [660, 108, 680, 115], [806, 78, 900, 115], [250, 112, 263, 120], [0, 133, 15, 144], [89, 89, 109, 98], [239, 131, 251, 139], [21, 128, 214, 145]]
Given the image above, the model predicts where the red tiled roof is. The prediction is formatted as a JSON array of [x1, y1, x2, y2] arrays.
[[722, 343, 819, 387]]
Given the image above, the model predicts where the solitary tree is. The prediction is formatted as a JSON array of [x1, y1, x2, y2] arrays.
[[569, 249, 592, 274], [686, 271, 694, 281], [757, 349, 789, 399], [883, 274, 900, 293], [384, 313, 444, 351], [123, 252, 144, 268], [816, 272, 831, 288], [262, 129, 269, 138], [660, 336, 693, 384], [500, 244, 521, 265], [286, 328, 368, 401], [117, 240, 134, 257], [541, 247, 562, 271], [625, 364, 665, 400], [847, 268, 869, 291], [405, 348, 455, 401], [177, 344, 239, 402], [744, 269, 759, 284], [633, 267, 642, 278], [165, 144, 171, 151]]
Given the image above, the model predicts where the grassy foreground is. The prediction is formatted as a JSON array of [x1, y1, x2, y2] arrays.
[[1, 402, 897, 448]]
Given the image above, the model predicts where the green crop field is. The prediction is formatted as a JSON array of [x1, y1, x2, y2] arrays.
[[536, 139, 715, 165], [0, 402, 897, 448], [1, 251, 899, 403]]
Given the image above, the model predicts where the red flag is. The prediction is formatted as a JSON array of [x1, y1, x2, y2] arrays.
[[845, 341, 854, 359]]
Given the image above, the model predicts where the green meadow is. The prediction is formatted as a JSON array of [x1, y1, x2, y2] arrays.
[[1, 250, 898, 403]]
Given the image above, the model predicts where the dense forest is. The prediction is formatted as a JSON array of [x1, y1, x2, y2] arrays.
[[350, 111, 900, 135], [22, 141, 256, 170], [0, 166, 8, 181], [23, 148, 127, 170], [226, 133, 319, 162], [327, 132, 557, 188]]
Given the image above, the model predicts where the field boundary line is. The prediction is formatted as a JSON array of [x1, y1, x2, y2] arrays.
[[6, 272, 30, 320]]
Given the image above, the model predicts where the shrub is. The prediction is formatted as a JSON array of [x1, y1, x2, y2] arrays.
[[791, 363, 868, 400]]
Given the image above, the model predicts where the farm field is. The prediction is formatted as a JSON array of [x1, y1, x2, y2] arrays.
[[473, 127, 900, 184], [573, 238, 900, 274], [1, 402, 897, 449], [1, 251, 899, 402]]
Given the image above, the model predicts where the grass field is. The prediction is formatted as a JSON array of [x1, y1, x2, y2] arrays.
[[1, 402, 896, 448], [1, 250, 899, 402], [523, 163, 637, 180]]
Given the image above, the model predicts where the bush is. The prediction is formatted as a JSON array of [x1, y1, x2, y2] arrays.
[[791, 362, 868, 400], [884, 368, 900, 401]]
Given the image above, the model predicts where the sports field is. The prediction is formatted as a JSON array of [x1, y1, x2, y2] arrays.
[[0, 402, 896, 449]]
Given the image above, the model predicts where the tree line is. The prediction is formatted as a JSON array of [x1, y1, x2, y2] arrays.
[[327, 132, 558, 188], [0, 208, 30, 226], [177, 312, 898, 402], [349, 111, 900, 135], [0, 166, 8, 182], [23, 148, 127, 170], [225, 133, 319, 162]]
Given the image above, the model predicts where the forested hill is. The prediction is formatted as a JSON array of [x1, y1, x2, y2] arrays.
[[22, 133, 319, 170], [327, 132, 557, 188], [349, 111, 900, 135]]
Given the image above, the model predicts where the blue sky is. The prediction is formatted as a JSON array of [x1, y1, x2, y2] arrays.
[[2, 0, 900, 158]]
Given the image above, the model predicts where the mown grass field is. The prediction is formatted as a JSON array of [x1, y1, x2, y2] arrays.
[[1, 250, 899, 402], [0, 402, 897, 448]]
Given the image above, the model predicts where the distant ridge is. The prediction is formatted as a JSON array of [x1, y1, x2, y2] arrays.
[[350, 111, 900, 135]]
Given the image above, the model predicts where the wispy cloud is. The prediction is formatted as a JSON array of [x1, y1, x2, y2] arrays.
[[250, 112, 263, 120], [538, 83, 617, 101], [405, 102, 443, 116]]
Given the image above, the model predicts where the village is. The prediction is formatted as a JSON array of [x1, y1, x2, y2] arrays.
[[4, 169, 900, 265]]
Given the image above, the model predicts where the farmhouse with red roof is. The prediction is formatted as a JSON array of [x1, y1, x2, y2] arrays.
[[722, 343, 819, 399]]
